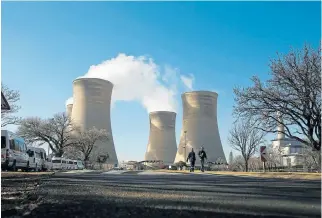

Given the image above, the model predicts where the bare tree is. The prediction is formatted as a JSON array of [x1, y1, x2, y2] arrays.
[[228, 119, 266, 172], [17, 112, 77, 157], [234, 45, 321, 151], [73, 127, 109, 162], [248, 156, 262, 172], [63, 146, 84, 160], [302, 146, 321, 172], [97, 154, 109, 170], [1, 84, 21, 127], [230, 155, 246, 172], [265, 146, 284, 171]]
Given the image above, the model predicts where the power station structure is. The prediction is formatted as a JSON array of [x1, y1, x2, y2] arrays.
[[174, 91, 227, 165], [66, 103, 73, 118], [144, 111, 177, 165], [70, 77, 118, 165]]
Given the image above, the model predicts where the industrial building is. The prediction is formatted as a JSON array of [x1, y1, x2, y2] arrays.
[[174, 91, 227, 165], [70, 77, 118, 166], [66, 103, 73, 118], [271, 118, 304, 167], [144, 111, 177, 165]]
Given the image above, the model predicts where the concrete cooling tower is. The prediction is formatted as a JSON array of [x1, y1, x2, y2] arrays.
[[144, 111, 177, 165], [66, 104, 73, 118], [174, 91, 227, 165], [71, 78, 118, 165]]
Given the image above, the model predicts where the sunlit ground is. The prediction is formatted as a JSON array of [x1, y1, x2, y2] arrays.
[[156, 169, 322, 180]]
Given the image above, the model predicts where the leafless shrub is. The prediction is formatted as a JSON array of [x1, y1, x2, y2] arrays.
[[228, 119, 266, 172]]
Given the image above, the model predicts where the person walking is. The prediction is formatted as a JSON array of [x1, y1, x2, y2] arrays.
[[186, 148, 196, 172], [198, 146, 207, 172]]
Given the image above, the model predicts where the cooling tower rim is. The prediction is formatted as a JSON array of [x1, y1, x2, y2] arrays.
[[149, 111, 176, 115], [182, 90, 218, 96], [73, 77, 114, 86]]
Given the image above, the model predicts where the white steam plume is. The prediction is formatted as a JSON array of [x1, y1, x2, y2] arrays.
[[180, 74, 195, 91], [66, 53, 194, 113], [65, 97, 73, 106]]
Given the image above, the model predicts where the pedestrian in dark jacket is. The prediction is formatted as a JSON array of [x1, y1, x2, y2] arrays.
[[198, 147, 207, 172], [187, 148, 196, 172]]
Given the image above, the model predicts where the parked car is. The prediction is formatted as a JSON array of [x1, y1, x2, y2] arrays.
[[1, 130, 29, 171], [27, 147, 47, 171]]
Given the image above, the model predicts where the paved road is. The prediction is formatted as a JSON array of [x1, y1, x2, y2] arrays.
[[21, 170, 321, 217]]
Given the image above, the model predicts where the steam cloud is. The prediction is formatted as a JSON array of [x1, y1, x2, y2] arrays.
[[66, 53, 194, 113], [180, 74, 195, 91]]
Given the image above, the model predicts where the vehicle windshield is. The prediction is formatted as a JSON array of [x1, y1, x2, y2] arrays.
[[52, 160, 61, 163], [28, 150, 35, 157], [1, 136, 6, 148]]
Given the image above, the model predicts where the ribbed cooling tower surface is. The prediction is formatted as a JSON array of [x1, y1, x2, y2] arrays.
[[66, 104, 73, 118], [71, 78, 118, 164], [145, 111, 177, 165], [174, 91, 227, 165]]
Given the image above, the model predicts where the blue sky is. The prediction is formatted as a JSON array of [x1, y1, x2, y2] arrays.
[[2, 2, 321, 161]]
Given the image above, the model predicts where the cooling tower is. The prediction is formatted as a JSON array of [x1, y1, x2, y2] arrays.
[[145, 111, 177, 165], [66, 104, 73, 118], [174, 91, 227, 165], [71, 78, 118, 165]]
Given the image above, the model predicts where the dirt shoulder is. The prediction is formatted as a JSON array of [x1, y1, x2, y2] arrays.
[[2, 171, 55, 178], [156, 170, 321, 180], [1, 171, 55, 217]]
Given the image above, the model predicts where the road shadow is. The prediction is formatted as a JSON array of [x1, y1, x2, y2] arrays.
[[24, 199, 317, 218], [28, 172, 322, 218]]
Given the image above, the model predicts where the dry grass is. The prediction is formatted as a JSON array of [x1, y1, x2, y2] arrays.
[[1, 171, 54, 178], [156, 170, 321, 180]]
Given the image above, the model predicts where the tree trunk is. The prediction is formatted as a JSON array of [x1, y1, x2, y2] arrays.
[[84, 157, 90, 169], [54, 150, 64, 157], [245, 161, 248, 172], [317, 153, 321, 173]]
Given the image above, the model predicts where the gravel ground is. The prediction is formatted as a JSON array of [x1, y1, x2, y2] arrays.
[[17, 170, 322, 218], [1, 172, 54, 217]]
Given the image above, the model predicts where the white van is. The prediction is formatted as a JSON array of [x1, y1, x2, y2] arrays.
[[73, 160, 78, 170], [65, 159, 70, 170], [45, 158, 53, 171], [77, 160, 85, 170], [1, 130, 29, 171], [62, 158, 67, 170], [27, 147, 47, 171], [67, 159, 73, 170], [52, 157, 64, 170]]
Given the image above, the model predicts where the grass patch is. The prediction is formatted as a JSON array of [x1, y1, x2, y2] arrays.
[[156, 170, 321, 180]]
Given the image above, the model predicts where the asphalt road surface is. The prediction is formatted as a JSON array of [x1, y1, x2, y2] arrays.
[[5, 170, 321, 218]]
